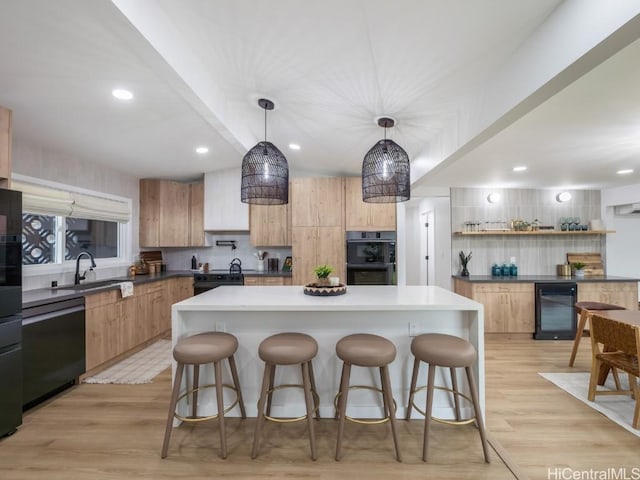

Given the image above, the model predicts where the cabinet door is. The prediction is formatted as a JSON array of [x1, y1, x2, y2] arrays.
[[159, 181, 190, 246], [291, 177, 344, 227], [505, 289, 535, 333], [85, 302, 119, 370], [577, 282, 638, 310], [345, 176, 396, 231], [204, 169, 249, 230], [317, 226, 345, 282], [472, 289, 505, 333], [189, 182, 205, 247], [292, 226, 318, 285], [139, 179, 160, 247], [0, 107, 11, 185], [250, 202, 291, 246]]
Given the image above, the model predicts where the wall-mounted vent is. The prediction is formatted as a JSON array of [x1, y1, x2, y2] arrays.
[[614, 203, 640, 215]]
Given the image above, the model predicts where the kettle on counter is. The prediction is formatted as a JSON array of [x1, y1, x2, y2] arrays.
[[229, 258, 242, 275]]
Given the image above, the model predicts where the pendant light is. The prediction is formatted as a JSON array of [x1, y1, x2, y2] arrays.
[[241, 98, 289, 205], [362, 117, 410, 203]]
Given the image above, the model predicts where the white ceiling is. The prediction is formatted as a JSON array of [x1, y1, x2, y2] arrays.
[[0, 0, 639, 191]]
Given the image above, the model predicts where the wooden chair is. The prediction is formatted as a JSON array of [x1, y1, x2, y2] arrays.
[[568, 301, 625, 367], [588, 314, 640, 429]]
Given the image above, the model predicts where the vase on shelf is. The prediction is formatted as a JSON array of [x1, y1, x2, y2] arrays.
[[461, 267, 469, 277]]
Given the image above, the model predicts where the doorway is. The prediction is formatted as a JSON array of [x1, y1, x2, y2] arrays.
[[420, 210, 435, 285]]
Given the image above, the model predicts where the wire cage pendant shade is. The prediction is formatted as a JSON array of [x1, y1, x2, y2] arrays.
[[362, 117, 410, 203], [241, 98, 289, 205]]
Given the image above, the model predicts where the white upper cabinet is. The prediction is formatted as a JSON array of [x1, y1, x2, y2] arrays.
[[204, 168, 249, 231]]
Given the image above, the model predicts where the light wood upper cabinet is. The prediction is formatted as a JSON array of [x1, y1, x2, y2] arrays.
[[250, 201, 291, 246], [0, 106, 12, 188], [140, 179, 203, 247], [345, 177, 396, 231], [204, 168, 249, 231], [189, 182, 205, 247], [291, 177, 344, 227]]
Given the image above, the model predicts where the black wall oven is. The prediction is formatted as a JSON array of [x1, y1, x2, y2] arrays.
[[0, 188, 23, 437], [346, 231, 396, 285]]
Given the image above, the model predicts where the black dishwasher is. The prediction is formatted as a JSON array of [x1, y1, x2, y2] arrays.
[[22, 297, 86, 409], [534, 283, 577, 340]]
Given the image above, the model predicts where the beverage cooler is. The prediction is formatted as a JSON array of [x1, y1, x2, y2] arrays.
[[534, 282, 577, 340]]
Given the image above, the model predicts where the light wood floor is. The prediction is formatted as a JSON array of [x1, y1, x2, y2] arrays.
[[1, 338, 638, 479]]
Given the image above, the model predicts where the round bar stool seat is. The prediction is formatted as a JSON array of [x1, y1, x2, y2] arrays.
[[406, 333, 490, 463], [568, 302, 625, 367], [251, 333, 320, 460], [162, 332, 246, 460], [335, 333, 401, 462]]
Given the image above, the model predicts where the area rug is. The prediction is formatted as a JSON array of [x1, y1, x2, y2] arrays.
[[539, 372, 639, 438], [83, 339, 172, 384]]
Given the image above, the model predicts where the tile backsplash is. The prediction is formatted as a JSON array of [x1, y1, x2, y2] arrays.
[[159, 233, 291, 273], [451, 188, 604, 276]]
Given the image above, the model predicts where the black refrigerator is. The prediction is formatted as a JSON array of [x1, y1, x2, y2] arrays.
[[0, 188, 22, 437]]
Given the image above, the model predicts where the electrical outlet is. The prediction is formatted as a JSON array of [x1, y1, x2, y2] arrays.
[[215, 322, 226, 333], [408, 320, 418, 337]]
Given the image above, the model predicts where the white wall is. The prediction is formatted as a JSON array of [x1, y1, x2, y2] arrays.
[[399, 196, 451, 290], [602, 183, 640, 299], [13, 139, 139, 289]]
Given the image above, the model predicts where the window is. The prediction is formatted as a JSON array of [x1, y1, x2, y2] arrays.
[[14, 176, 131, 269], [21, 214, 119, 265]]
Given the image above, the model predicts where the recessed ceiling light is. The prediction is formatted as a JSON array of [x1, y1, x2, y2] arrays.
[[112, 89, 133, 101], [195, 146, 209, 154], [512, 166, 527, 172], [289, 143, 301, 151], [617, 169, 633, 175]]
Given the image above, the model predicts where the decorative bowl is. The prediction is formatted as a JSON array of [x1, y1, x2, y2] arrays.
[[303, 283, 347, 296]]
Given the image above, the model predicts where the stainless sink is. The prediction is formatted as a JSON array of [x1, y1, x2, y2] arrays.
[[52, 279, 124, 291]]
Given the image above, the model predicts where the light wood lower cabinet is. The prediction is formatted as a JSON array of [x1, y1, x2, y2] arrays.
[[454, 280, 534, 333], [243, 276, 292, 286], [576, 282, 638, 310], [85, 277, 193, 371]]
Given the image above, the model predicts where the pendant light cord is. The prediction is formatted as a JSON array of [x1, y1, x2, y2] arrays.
[[264, 105, 267, 143]]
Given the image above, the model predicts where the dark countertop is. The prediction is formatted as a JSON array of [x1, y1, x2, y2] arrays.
[[242, 270, 292, 277], [22, 270, 194, 309], [452, 275, 640, 283]]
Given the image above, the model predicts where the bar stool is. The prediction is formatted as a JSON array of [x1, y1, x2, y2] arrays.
[[335, 333, 401, 462], [406, 333, 490, 463], [161, 332, 246, 459], [251, 332, 320, 460], [568, 301, 625, 367]]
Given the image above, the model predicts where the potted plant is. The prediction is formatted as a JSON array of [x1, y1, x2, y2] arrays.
[[459, 251, 472, 276], [572, 262, 586, 278], [313, 264, 333, 286]]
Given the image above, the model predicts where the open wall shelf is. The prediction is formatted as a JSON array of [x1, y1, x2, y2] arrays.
[[453, 230, 615, 236]]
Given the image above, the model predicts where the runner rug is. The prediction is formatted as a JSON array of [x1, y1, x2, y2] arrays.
[[83, 339, 172, 384]]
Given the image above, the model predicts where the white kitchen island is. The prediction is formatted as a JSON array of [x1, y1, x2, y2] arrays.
[[171, 285, 484, 421]]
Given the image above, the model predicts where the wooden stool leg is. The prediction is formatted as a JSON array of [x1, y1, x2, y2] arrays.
[[214, 360, 227, 459], [405, 357, 420, 420], [612, 367, 622, 390], [569, 310, 589, 367], [466, 366, 490, 463], [335, 363, 352, 461], [251, 363, 273, 459], [422, 364, 436, 462], [334, 365, 345, 420], [631, 375, 640, 429], [301, 361, 318, 460], [228, 355, 246, 418], [379, 366, 389, 419], [450, 367, 461, 421], [161, 362, 184, 458], [265, 362, 276, 417], [381, 365, 401, 462], [192, 364, 200, 418], [308, 361, 320, 420]]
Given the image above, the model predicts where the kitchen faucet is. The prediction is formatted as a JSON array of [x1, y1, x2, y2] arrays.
[[75, 251, 97, 285]]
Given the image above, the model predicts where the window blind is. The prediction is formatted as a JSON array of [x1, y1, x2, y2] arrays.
[[12, 181, 131, 223]]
